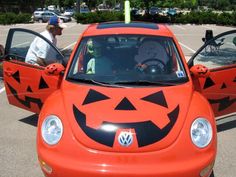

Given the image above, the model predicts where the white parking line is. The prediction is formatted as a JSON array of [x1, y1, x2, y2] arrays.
[[0, 87, 5, 94], [178, 42, 196, 53], [175, 25, 186, 30], [13, 42, 30, 47], [61, 42, 76, 51]]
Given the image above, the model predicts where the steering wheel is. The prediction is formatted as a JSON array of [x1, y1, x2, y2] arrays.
[[138, 58, 167, 74]]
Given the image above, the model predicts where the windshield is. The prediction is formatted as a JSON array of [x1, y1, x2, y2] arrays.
[[67, 35, 187, 86]]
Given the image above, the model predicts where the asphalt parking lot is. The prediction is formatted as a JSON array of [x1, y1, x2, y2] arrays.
[[0, 22, 236, 177]]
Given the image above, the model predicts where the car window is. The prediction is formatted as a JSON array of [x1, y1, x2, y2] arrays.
[[5, 29, 64, 65], [193, 33, 236, 69], [67, 35, 187, 86]]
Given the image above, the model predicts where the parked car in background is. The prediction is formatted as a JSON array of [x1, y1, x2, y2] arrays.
[[80, 7, 90, 14], [48, 5, 56, 11], [63, 9, 75, 17], [33, 10, 45, 21], [97, 4, 110, 11], [113, 6, 121, 12], [131, 8, 139, 16], [167, 8, 177, 16], [149, 6, 160, 15], [40, 11, 71, 23], [159, 8, 168, 16]]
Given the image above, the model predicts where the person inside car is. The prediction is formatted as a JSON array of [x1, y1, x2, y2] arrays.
[[86, 40, 113, 75], [134, 39, 169, 73], [25, 16, 66, 66]]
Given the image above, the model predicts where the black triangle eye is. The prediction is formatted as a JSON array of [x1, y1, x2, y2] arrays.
[[82, 89, 110, 105], [221, 83, 227, 89], [39, 76, 49, 89], [12, 70, 20, 83], [203, 77, 215, 89], [141, 91, 168, 108]]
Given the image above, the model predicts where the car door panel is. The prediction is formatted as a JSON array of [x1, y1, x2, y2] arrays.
[[3, 61, 62, 113], [195, 66, 235, 117], [3, 28, 64, 113], [189, 30, 236, 117]]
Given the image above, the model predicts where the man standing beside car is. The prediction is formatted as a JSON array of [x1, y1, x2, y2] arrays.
[[25, 16, 66, 66], [0, 44, 4, 56]]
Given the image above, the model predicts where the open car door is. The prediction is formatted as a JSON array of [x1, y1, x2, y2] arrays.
[[188, 30, 236, 117], [2, 28, 65, 114]]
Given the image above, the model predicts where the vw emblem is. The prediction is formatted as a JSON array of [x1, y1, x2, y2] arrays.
[[118, 131, 133, 147]]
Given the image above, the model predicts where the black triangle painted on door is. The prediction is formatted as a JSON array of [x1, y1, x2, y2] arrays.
[[39, 76, 49, 89], [141, 91, 168, 108], [221, 83, 227, 89], [203, 77, 215, 89], [27, 86, 33, 92], [82, 89, 110, 105], [115, 97, 136, 110], [12, 70, 20, 83]]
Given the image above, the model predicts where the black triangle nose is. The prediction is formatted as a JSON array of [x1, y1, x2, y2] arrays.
[[115, 97, 136, 110]]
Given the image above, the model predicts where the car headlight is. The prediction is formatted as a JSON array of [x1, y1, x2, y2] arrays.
[[190, 118, 212, 148], [41, 115, 63, 145]]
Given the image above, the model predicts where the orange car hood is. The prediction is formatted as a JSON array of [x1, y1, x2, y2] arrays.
[[61, 81, 193, 152]]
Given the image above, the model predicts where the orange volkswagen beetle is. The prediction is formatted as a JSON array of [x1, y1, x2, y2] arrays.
[[2, 22, 236, 177]]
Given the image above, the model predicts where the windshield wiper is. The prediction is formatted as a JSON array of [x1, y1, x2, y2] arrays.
[[67, 77, 129, 88], [90, 79, 130, 88], [112, 80, 178, 86]]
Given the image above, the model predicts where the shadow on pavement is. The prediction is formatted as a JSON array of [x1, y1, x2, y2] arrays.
[[19, 114, 38, 127]]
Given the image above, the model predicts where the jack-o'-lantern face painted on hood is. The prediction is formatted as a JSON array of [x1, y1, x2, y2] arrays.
[[62, 82, 192, 152]]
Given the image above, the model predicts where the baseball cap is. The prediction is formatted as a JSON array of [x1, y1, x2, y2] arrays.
[[48, 16, 67, 28]]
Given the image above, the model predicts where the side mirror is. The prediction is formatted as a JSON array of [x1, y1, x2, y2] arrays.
[[44, 63, 65, 76], [190, 64, 210, 78]]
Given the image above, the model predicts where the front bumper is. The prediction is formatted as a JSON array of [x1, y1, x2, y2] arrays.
[[38, 135, 216, 177]]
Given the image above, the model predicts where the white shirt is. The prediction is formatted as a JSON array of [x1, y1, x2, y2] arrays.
[[135, 41, 169, 64], [25, 30, 58, 65]]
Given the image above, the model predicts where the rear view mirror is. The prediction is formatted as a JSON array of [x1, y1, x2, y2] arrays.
[[190, 64, 210, 78], [44, 63, 65, 76]]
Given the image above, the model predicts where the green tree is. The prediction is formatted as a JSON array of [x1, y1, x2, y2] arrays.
[[63, 0, 76, 8]]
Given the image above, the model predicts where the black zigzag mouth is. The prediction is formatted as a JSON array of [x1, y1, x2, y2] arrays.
[[73, 105, 179, 147], [208, 97, 236, 111], [6, 82, 43, 109]]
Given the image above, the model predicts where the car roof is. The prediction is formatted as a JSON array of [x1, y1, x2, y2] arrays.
[[82, 22, 174, 37], [34, 11, 44, 14]]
